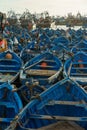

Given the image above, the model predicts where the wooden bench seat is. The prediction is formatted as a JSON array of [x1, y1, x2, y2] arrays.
[[25, 69, 57, 76], [30, 114, 87, 121], [70, 73, 87, 76]]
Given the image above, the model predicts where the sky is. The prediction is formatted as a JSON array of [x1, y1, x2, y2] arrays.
[[0, 0, 87, 16]]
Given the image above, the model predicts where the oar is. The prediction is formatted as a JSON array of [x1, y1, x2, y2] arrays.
[[24, 58, 45, 70]]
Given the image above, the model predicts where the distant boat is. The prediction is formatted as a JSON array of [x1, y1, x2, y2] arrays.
[[72, 40, 87, 54], [6, 78, 87, 130], [0, 50, 22, 84], [0, 82, 23, 129], [20, 41, 42, 63], [52, 36, 69, 47], [36, 17, 51, 28], [50, 43, 70, 61]]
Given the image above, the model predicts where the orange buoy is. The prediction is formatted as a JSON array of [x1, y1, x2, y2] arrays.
[[41, 62, 47, 68], [78, 60, 84, 68], [5, 53, 12, 59]]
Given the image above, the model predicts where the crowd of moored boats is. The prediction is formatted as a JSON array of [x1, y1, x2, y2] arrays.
[[0, 25, 87, 129]]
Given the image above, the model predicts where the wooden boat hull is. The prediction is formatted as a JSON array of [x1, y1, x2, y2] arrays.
[[0, 50, 22, 83], [64, 52, 87, 85], [19, 52, 62, 103], [20, 42, 42, 63], [0, 82, 23, 129], [20, 52, 62, 85], [6, 78, 87, 130]]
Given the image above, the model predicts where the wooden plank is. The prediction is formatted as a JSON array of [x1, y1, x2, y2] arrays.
[[46, 100, 87, 107], [0, 74, 15, 82], [0, 65, 17, 67], [71, 73, 87, 76], [30, 114, 87, 121], [0, 118, 13, 122], [43, 60, 56, 63], [37, 100, 87, 110], [0, 70, 18, 73], [0, 59, 19, 64], [25, 69, 57, 76], [72, 62, 87, 65], [72, 67, 87, 70]]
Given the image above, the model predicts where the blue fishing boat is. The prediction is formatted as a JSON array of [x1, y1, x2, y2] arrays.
[[19, 52, 62, 102], [6, 78, 87, 130], [51, 43, 70, 61], [0, 50, 22, 83], [52, 36, 70, 47], [0, 82, 23, 129], [64, 51, 87, 85], [17, 78, 53, 104], [20, 51, 63, 85], [72, 40, 87, 54], [20, 41, 43, 63]]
